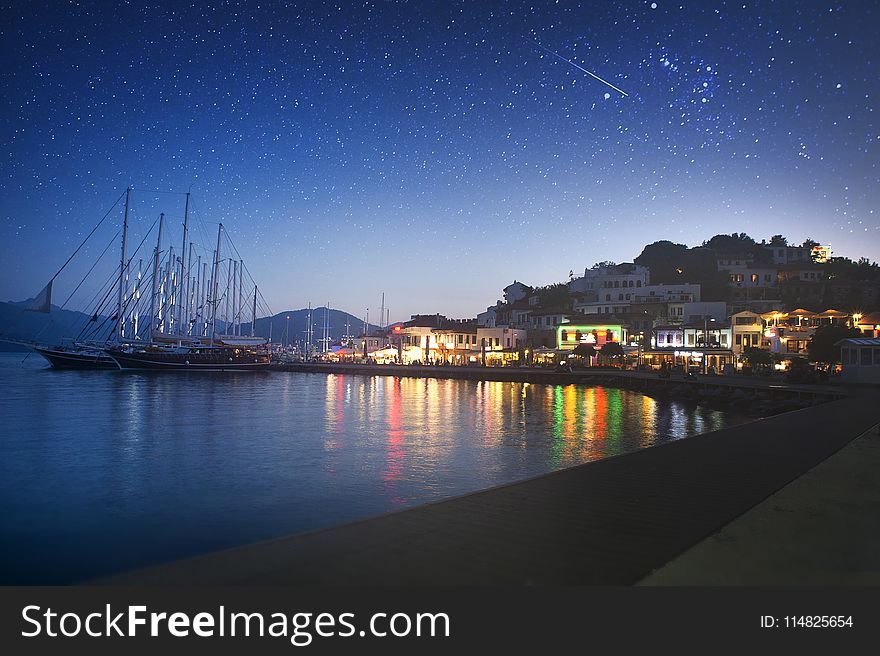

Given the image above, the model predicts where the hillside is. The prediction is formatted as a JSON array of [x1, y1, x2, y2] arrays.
[[0, 301, 114, 348], [254, 309, 379, 346]]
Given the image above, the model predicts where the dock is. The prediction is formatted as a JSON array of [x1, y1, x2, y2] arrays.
[[100, 386, 880, 585]]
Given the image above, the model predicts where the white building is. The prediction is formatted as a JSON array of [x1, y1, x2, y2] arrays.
[[575, 282, 703, 318], [569, 263, 650, 295], [503, 281, 532, 304], [730, 311, 763, 354], [764, 244, 812, 265], [477, 327, 527, 351], [723, 265, 778, 288], [633, 283, 701, 303], [838, 338, 880, 384], [762, 243, 832, 265], [476, 305, 498, 328]]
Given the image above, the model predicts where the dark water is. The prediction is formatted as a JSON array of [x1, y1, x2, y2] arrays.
[[0, 353, 750, 583]]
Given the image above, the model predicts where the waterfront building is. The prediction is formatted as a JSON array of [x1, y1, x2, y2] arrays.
[[358, 334, 390, 356], [837, 337, 880, 384], [645, 321, 734, 373], [477, 327, 527, 366], [652, 324, 685, 349], [432, 322, 479, 365], [813, 308, 850, 326], [730, 311, 763, 355], [556, 324, 625, 350], [683, 322, 732, 349], [761, 309, 816, 356]]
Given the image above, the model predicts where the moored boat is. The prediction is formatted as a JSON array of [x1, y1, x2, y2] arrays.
[[34, 345, 117, 370], [105, 336, 271, 371]]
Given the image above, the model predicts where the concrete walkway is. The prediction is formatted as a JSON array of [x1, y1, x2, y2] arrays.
[[639, 422, 880, 585], [99, 392, 880, 586]]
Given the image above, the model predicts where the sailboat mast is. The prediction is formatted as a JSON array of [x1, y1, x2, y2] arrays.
[[116, 187, 131, 340], [132, 259, 142, 339], [307, 302, 312, 354], [166, 246, 174, 333], [237, 259, 244, 336], [150, 214, 164, 339], [210, 224, 222, 344], [223, 260, 231, 336], [177, 192, 189, 335], [201, 261, 208, 336], [184, 241, 193, 335], [251, 285, 257, 337], [231, 260, 238, 338], [193, 254, 201, 337]]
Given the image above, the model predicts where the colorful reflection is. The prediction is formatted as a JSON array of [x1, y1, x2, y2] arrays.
[[318, 376, 746, 507]]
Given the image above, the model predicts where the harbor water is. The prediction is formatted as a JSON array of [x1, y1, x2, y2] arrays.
[[0, 353, 751, 583]]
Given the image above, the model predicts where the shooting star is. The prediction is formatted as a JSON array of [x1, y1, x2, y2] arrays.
[[530, 40, 629, 98]]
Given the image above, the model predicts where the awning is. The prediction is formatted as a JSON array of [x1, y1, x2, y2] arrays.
[[815, 309, 848, 318]]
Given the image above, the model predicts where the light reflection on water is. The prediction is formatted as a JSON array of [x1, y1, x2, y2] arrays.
[[0, 355, 748, 583]]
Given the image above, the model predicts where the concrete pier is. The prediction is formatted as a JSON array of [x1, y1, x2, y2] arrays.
[[101, 389, 880, 586]]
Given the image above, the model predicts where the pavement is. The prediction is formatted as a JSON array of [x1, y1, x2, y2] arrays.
[[639, 420, 880, 585], [98, 389, 880, 586]]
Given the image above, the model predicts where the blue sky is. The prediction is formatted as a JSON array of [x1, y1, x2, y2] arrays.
[[2, 1, 877, 320]]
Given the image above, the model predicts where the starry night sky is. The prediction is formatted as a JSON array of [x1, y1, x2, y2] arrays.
[[2, 1, 878, 320]]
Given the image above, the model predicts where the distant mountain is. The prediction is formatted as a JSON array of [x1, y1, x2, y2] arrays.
[[253, 309, 380, 346], [0, 300, 379, 351], [0, 301, 113, 350]]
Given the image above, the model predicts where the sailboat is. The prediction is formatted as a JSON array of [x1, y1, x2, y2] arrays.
[[103, 221, 273, 371], [29, 187, 271, 371]]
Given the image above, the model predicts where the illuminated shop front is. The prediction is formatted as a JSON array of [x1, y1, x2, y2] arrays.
[[640, 348, 735, 373], [556, 324, 625, 350]]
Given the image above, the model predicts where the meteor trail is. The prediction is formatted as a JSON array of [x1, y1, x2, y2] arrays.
[[531, 41, 629, 97]]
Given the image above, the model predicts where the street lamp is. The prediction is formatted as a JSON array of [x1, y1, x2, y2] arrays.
[[285, 315, 290, 348], [637, 331, 644, 370]]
